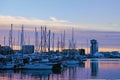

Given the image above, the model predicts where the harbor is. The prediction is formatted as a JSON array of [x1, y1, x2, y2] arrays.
[[1, 0, 120, 79], [0, 25, 120, 71]]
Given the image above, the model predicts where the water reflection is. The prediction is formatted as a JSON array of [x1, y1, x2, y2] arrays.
[[79, 62, 85, 68], [1, 59, 120, 79], [21, 70, 52, 77], [0, 70, 53, 80], [90, 59, 98, 76]]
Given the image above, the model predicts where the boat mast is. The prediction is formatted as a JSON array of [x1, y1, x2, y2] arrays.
[[52, 32, 55, 51], [13, 37, 15, 49], [87, 39, 89, 54], [21, 24, 24, 48], [28, 36, 30, 45], [48, 30, 51, 52], [44, 26, 47, 52], [57, 37, 59, 52], [72, 28, 74, 49], [9, 24, 13, 49], [63, 30, 65, 49], [35, 27, 38, 52], [61, 33, 63, 51], [69, 40, 71, 49], [17, 30, 20, 47], [4, 36, 5, 46], [41, 26, 43, 53]]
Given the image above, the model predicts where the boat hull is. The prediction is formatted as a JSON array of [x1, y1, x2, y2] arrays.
[[22, 63, 53, 70]]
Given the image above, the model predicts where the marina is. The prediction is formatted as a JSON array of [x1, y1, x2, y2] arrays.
[[1, 0, 120, 79], [0, 25, 120, 71]]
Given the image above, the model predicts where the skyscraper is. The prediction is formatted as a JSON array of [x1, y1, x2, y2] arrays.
[[90, 39, 98, 55]]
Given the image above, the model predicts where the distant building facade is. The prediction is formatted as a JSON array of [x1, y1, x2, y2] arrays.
[[90, 39, 98, 55]]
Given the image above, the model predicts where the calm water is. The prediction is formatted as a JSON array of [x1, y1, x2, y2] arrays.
[[0, 59, 120, 80]]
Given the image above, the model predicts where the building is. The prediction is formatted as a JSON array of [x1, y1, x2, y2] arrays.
[[22, 45, 34, 54], [90, 39, 98, 55], [0, 45, 14, 55], [78, 49, 85, 55]]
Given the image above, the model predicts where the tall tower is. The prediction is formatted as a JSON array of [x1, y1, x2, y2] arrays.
[[90, 39, 98, 55]]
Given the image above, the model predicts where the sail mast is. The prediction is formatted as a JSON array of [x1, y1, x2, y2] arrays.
[[28, 36, 30, 45], [72, 28, 74, 49], [4, 36, 5, 46], [63, 30, 65, 49], [57, 37, 59, 52], [21, 24, 24, 48], [44, 26, 47, 52], [40, 26, 43, 53], [9, 24, 13, 49], [48, 30, 51, 52], [61, 33, 63, 51], [35, 27, 38, 52], [52, 33, 55, 51]]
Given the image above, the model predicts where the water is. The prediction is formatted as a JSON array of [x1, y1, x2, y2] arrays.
[[0, 59, 120, 80]]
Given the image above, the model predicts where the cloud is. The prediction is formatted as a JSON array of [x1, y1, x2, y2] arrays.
[[49, 16, 68, 23], [0, 15, 72, 29], [0, 15, 120, 32]]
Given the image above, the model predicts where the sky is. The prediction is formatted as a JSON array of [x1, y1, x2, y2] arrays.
[[0, 0, 120, 52]]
